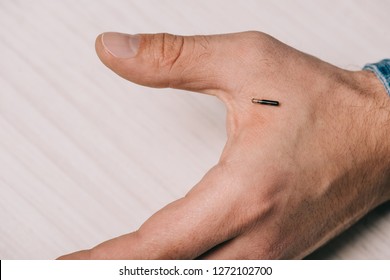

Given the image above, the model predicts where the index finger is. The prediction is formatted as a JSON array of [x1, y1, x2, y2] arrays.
[[58, 166, 243, 259]]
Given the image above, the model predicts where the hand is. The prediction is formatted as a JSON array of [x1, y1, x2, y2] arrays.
[[58, 31, 390, 259]]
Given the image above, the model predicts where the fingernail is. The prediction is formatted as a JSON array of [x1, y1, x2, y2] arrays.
[[101, 32, 140, 58]]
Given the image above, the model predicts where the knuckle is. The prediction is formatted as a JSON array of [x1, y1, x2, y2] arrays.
[[148, 33, 213, 74], [215, 159, 285, 218], [149, 33, 185, 70], [235, 31, 276, 61], [242, 30, 272, 46]]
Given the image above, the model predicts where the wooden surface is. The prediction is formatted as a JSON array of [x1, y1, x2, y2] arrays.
[[0, 0, 389, 259]]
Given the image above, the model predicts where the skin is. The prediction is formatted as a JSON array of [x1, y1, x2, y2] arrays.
[[58, 31, 390, 259]]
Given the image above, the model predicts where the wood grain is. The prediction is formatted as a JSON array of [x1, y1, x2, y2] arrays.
[[0, 0, 389, 259]]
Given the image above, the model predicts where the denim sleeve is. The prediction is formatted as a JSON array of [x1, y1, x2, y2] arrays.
[[363, 59, 390, 97]]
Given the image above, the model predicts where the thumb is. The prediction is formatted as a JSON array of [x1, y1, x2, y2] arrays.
[[95, 32, 227, 93]]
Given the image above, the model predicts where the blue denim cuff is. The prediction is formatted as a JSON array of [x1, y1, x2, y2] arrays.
[[363, 59, 390, 97]]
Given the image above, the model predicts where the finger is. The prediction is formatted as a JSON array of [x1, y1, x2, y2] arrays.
[[57, 250, 91, 260], [199, 221, 281, 260], [199, 232, 265, 260], [95, 32, 242, 94], [58, 166, 244, 259]]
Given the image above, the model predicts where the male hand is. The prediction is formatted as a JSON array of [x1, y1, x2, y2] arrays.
[[59, 31, 390, 259]]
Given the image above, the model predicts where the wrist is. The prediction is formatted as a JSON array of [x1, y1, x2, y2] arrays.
[[352, 70, 390, 202]]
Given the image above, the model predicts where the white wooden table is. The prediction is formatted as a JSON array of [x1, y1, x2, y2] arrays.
[[1, 0, 389, 259]]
